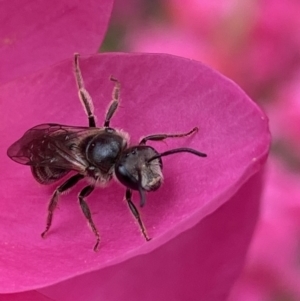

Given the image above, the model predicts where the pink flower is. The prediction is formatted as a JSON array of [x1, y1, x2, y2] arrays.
[[268, 70, 300, 154], [0, 0, 113, 84], [228, 158, 300, 301], [124, 24, 219, 68], [0, 1, 270, 300], [121, 0, 300, 100]]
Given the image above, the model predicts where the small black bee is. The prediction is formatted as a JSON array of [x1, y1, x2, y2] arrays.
[[7, 53, 207, 251]]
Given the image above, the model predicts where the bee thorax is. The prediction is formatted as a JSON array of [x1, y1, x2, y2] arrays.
[[86, 165, 113, 185]]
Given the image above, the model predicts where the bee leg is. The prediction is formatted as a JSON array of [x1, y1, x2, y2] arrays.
[[74, 53, 96, 128], [125, 188, 151, 241], [104, 77, 120, 127], [78, 185, 100, 251], [41, 174, 84, 238], [139, 127, 198, 145]]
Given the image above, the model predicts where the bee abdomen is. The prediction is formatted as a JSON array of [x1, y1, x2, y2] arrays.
[[31, 166, 69, 184]]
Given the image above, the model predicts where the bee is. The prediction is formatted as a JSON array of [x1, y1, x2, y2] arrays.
[[7, 53, 207, 251]]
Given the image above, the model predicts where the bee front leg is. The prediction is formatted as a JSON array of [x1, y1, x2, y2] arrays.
[[139, 127, 198, 145], [78, 185, 100, 251], [125, 188, 151, 241], [41, 174, 84, 238]]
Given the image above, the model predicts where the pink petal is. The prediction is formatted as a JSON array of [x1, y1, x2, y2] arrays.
[[0, 0, 113, 84], [0, 53, 270, 299], [228, 158, 300, 301], [0, 291, 54, 301]]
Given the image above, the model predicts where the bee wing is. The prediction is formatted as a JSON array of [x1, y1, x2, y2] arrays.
[[7, 123, 102, 172]]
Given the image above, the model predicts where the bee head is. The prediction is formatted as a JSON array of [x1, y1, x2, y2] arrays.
[[115, 145, 207, 207], [115, 146, 163, 207]]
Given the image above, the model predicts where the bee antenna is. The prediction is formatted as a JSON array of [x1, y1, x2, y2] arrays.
[[148, 148, 207, 163]]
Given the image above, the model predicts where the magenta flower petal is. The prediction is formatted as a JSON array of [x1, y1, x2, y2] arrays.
[[0, 0, 113, 84], [0, 291, 54, 301], [228, 158, 300, 301], [0, 53, 270, 299]]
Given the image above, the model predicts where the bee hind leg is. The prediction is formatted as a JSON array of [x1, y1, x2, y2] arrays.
[[74, 53, 97, 128], [103, 77, 121, 127]]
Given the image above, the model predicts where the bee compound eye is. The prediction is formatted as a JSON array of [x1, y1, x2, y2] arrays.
[[115, 162, 139, 191]]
